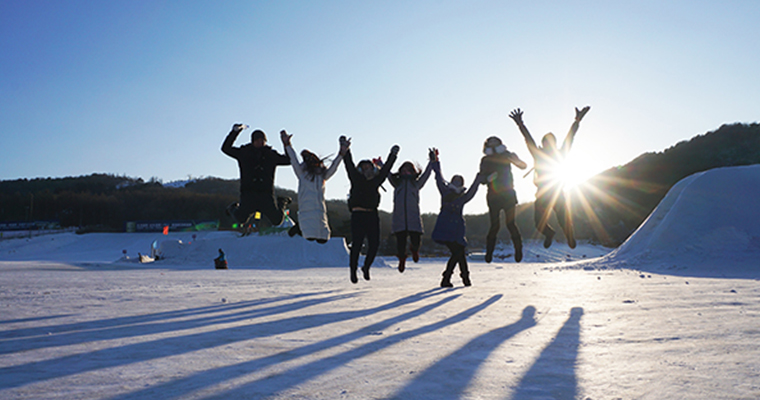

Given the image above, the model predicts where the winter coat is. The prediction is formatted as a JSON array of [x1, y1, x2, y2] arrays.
[[430, 162, 481, 246], [344, 149, 397, 210], [388, 162, 433, 233], [479, 152, 516, 195], [222, 131, 290, 194], [285, 145, 343, 241]]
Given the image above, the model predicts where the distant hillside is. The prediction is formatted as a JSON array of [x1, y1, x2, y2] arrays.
[[571, 122, 760, 246]]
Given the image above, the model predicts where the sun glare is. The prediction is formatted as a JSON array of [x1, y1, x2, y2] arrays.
[[555, 156, 594, 190]]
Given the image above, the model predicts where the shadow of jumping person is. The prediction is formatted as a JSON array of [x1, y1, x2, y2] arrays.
[[510, 307, 584, 400], [389, 305, 538, 400]]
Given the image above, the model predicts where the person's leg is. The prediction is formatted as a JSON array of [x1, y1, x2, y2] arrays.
[[259, 194, 285, 228], [349, 212, 367, 283], [409, 232, 422, 262], [452, 243, 471, 286], [361, 211, 381, 280], [534, 193, 556, 248], [553, 192, 576, 248], [485, 193, 502, 263], [395, 231, 408, 272], [503, 190, 523, 262], [441, 242, 458, 287]]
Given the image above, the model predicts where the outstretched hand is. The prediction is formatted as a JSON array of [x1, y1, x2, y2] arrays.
[[575, 106, 590, 121], [280, 130, 292, 146], [428, 147, 439, 162], [232, 123, 248, 133], [339, 135, 351, 155], [509, 108, 524, 125], [390, 144, 400, 156]]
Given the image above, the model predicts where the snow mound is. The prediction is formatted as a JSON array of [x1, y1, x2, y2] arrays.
[[157, 231, 350, 268], [601, 165, 760, 272]]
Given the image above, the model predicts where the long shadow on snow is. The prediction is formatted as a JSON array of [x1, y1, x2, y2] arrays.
[[201, 294, 503, 400], [388, 305, 537, 400], [0, 288, 445, 390], [108, 288, 459, 400], [510, 307, 584, 400], [0, 290, 347, 355]]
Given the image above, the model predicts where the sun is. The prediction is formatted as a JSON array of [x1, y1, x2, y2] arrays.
[[554, 154, 596, 190]]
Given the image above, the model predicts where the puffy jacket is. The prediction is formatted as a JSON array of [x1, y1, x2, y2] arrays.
[[344, 148, 397, 210], [285, 145, 343, 241], [388, 162, 433, 233], [430, 162, 481, 246]]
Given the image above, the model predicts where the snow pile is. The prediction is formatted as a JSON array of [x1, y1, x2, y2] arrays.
[[158, 231, 350, 268], [600, 165, 760, 273]]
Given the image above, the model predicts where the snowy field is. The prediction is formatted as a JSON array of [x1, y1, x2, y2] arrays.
[[2, 165, 760, 399]]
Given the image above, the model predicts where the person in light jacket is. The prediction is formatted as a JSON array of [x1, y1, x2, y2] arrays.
[[387, 149, 434, 272], [280, 130, 343, 243]]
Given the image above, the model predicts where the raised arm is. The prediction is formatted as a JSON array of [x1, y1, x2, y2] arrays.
[[374, 145, 400, 184], [415, 148, 437, 189], [507, 151, 528, 170], [221, 123, 245, 157], [460, 173, 483, 205], [281, 130, 304, 180], [509, 109, 539, 157], [432, 161, 448, 195], [323, 139, 345, 181], [561, 106, 590, 155]]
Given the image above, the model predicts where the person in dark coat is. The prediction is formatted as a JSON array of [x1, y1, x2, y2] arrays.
[[341, 135, 399, 284], [430, 153, 482, 288], [479, 136, 528, 263], [509, 106, 590, 249], [222, 124, 291, 230], [388, 150, 434, 272]]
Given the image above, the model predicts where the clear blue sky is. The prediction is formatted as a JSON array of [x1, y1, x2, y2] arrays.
[[2, 0, 758, 215]]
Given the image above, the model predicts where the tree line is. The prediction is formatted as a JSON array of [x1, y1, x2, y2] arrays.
[[1, 122, 758, 253]]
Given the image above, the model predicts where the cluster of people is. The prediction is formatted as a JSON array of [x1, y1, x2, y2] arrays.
[[221, 106, 590, 287]]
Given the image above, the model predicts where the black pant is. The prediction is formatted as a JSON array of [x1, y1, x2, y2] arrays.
[[534, 189, 572, 239], [395, 231, 421, 257], [235, 191, 284, 228], [442, 241, 468, 280], [486, 190, 522, 254], [350, 210, 380, 269]]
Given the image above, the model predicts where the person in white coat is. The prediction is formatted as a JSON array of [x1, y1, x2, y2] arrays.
[[280, 130, 343, 244]]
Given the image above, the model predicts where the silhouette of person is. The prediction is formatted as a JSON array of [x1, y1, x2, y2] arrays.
[[222, 124, 291, 231], [479, 136, 528, 263], [509, 106, 590, 249]]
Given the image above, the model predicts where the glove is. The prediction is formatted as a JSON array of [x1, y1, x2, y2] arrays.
[[428, 148, 439, 162], [390, 145, 400, 155]]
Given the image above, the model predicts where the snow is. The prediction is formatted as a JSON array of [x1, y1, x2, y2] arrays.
[[2, 165, 760, 399]]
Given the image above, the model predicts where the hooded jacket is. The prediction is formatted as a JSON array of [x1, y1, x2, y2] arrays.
[[430, 162, 481, 246]]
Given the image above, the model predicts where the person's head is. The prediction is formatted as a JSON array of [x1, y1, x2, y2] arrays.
[[483, 136, 507, 155], [358, 160, 377, 180], [397, 161, 419, 177], [450, 175, 465, 189], [541, 133, 557, 150], [251, 130, 267, 148], [301, 149, 323, 168]]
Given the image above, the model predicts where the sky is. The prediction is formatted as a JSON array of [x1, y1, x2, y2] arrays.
[[1, 0, 759, 215]]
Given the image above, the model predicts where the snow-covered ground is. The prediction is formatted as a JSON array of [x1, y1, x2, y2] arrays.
[[2, 166, 760, 399]]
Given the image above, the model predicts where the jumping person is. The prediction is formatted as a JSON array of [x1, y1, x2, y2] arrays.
[[479, 136, 528, 263], [509, 106, 590, 249], [342, 136, 399, 283], [280, 130, 343, 244], [430, 151, 483, 288], [222, 124, 291, 233], [388, 150, 435, 272]]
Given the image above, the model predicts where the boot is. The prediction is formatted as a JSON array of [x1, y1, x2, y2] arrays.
[[485, 240, 495, 263], [440, 277, 453, 288], [288, 223, 301, 237], [411, 248, 420, 263], [397, 254, 406, 273], [361, 265, 371, 281], [513, 235, 523, 263], [543, 229, 555, 249], [350, 266, 358, 284], [461, 273, 471, 287]]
